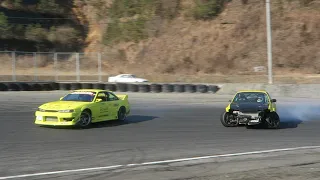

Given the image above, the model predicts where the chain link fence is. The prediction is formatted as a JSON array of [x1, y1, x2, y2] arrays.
[[0, 51, 104, 82]]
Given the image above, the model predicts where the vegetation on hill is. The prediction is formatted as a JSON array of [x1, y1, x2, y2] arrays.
[[0, 0, 319, 82], [0, 0, 86, 52]]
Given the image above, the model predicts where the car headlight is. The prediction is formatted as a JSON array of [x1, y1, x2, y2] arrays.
[[58, 109, 74, 113]]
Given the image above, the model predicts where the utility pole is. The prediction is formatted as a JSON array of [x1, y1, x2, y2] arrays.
[[266, 0, 273, 84]]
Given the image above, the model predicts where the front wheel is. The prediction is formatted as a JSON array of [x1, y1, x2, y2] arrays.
[[220, 112, 238, 127], [117, 107, 127, 121], [265, 112, 280, 129], [77, 110, 92, 128]]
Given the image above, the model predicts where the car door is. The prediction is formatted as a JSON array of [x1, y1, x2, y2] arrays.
[[106, 92, 121, 119], [93, 92, 110, 122]]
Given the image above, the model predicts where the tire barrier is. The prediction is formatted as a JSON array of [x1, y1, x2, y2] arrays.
[[185, 84, 196, 93], [196, 84, 208, 93], [162, 84, 174, 93], [30, 83, 42, 91], [70, 83, 81, 90], [138, 84, 150, 93], [59, 83, 70, 90], [174, 84, 185, 93], [7, 83, 20, 91], [128, 84, 139, 92], [105, 83, 116, 91], [0, 83, 8, 91], [0, 82, 221, 93], [116, 83, 127, 92], [93, 83, 104, 90], [81, 83, 93, 89], [208, 85, 220, 93], [17, 83, 31, 91], [151, 84, 161, 93]]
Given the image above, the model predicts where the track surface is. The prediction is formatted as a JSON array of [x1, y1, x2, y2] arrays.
[[0, 92, 320, 179]]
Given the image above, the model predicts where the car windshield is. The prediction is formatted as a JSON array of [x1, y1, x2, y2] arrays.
[[232, 92, 269, 103], [61, 91, 96, 102]]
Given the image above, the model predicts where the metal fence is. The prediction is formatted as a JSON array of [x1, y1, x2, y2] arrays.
[[0, 51, 104, 82]]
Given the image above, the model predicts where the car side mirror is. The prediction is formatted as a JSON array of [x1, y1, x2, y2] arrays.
[[271, 99, 277, 102]]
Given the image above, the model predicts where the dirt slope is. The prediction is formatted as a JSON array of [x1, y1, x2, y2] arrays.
[[82, 0, 320, 80]]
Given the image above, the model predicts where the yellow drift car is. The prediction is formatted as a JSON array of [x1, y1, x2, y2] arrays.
[[35, 89, 130, 128], [221, 90, 280, 129]]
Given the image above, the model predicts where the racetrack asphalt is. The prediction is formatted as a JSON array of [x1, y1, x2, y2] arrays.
[[0, 91, 320, 179]]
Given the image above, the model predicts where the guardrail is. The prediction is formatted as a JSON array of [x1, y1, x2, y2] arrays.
[[0, 82, 220, 93]]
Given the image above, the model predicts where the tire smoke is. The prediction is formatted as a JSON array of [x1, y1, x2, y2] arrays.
[[277, 102, 320, 122]]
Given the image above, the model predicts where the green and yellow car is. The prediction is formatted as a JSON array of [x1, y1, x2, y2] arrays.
[[35, 89, 130, 128], [221, 90, 280, 129]]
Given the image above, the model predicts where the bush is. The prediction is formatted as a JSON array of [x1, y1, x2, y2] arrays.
[[103, 17, 149, 45], [191, 0, 227, 20], [103, 0, 180, 45]]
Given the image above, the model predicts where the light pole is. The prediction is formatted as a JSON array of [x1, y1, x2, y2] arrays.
[[266, 0, 273, 84]]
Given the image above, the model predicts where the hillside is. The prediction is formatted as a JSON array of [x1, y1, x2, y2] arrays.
[[0, 0, 320, 83]]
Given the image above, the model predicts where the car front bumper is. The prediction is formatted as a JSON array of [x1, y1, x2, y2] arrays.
[[34, 111, 80, 126]]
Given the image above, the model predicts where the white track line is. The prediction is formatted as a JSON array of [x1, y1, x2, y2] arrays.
[[1, 146, 320, 179]]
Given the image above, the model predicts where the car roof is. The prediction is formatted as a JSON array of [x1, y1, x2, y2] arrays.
[[72, 89, 112, 93], [236, 90, 268, 93]]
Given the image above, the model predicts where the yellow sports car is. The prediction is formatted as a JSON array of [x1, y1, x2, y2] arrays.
[[35, 89, 130, 128], [221, 90, 280, 129]]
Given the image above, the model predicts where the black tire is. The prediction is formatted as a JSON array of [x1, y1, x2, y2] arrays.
[[0, 83, 8, 91], [30, 83, 42, 91], [220, 111, 238, 127], [264, 112, 280, 129], [70, 83, 81, 90], [7, 83, 20, 91], [117, 106, 126, 121], [208, 85, 220, 93], [77, 110, 92, 128], [196, 85, 208, 93], [41, 83, 53, 91], [82, 83, 93, 89], [128, 84, 139, 92], [116, 83, 128, 92], [17, 83, 31, 91], [138, 84, 150, 93], [105, 83, 116, 91], [93, 83, 104, 90], [151, 84, 162, 93], [185, 84, 196, 93], [174, 84, 185, 93], [162, 84, 174, 93], [59, 83, 70, 90]]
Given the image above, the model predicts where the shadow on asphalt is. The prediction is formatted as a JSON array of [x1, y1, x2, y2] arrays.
[[39, 115, 158, 130], [90, 115, 158, 129]]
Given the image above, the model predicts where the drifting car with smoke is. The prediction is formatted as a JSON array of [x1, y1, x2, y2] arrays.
[[220, 90, 280, 129]]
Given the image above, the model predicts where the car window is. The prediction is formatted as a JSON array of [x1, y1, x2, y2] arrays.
[[62, 91, 96, 102], [233, 92, 269, 103], [96, 92, 107, 102], [107, 92, 119, 101]]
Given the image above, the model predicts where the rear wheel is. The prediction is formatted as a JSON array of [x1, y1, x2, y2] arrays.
[[220, 112, 238, 127], [117, 107, 126, 121]]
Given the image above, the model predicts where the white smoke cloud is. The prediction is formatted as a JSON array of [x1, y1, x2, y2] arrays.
[[276, 101, 320, 122]]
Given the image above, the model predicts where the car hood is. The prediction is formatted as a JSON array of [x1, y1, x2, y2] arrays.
[[39, 101, 90, 111], [230, 102, 269, 112]]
